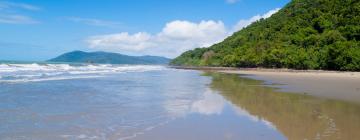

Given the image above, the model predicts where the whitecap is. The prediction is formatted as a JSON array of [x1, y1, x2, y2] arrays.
[[0, 63, 166, 83]]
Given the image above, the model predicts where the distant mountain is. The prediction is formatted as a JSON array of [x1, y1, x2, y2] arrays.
[[171, 0, 360, 71], [49, 51, 171, 65]]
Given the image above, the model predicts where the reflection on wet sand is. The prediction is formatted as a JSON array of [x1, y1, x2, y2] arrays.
[[208, 73, 360, 140]]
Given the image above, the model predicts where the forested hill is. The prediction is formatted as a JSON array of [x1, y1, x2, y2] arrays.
[[49, 51, 171, 65], [171, 0, 360, 71]]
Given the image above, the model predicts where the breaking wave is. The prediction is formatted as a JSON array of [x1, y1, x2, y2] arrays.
[[0, 63, 166, 83]]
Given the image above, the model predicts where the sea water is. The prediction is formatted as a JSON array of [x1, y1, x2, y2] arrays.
[[1, 62, 359, 140]]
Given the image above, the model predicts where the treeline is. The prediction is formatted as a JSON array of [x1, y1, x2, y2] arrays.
[[171, 0, 360, 71]]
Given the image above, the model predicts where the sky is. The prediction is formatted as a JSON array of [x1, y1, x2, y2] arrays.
[[0, 0, 290, 61]]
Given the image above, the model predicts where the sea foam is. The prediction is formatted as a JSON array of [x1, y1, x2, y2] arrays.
[[0, 63, 166, 83]]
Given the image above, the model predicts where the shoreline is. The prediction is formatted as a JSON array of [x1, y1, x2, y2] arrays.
[[170, 66, 360, 74], [171, 66, 360, 104]]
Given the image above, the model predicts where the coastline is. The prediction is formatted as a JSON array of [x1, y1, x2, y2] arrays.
[[171, 66, 360, 104]]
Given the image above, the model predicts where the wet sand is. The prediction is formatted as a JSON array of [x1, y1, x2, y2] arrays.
[[217, 69, 360, 104], [133, 71, 360, 140]]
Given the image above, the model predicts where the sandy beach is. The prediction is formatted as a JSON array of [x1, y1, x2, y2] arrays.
[[171, 66, 360, 104], [217, 69, 360, 104]]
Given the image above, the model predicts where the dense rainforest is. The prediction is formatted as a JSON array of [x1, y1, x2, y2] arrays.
[[171, 0, 360, 71]]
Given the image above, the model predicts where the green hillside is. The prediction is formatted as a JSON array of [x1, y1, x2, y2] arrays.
[[49, 51, 171, 65], [171, 0, 360, 71]]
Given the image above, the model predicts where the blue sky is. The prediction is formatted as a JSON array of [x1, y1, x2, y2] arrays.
[[0, 0, 290, 61]]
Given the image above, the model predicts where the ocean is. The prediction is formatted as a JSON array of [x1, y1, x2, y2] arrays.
[[0, 62, 359, 140]]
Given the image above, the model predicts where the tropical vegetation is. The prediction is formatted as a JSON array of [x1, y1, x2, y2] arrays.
[[171, 0, 360, 71]]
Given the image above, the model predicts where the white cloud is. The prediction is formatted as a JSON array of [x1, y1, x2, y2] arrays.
[[160, 20, 226, 42], [85, 8, 280, 58], [0, 14, 38, 24], [66, 17, 122, 28], [0, 1, 40, 24], [232, 8, 280, 32], [86, 20, 227, 58]]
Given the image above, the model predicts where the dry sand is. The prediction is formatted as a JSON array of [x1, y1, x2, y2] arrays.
[[218, 69, 360, 104]]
